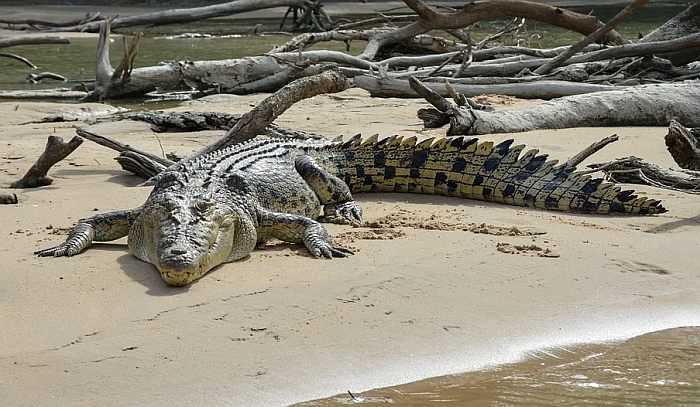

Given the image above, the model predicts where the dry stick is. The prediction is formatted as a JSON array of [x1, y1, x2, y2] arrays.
[[534, 0, 649, 75], [26, 72, 67, 83], [10, 135, 83, 188], [565, 134, 619, 168], [0, 52, 37, 69], [75, 128, 174, 167], [475, 17, 525, 49], [453, 41, 473, 78]]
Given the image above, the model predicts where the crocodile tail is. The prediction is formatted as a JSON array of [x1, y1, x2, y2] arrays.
[[325, 134, 666, 215]]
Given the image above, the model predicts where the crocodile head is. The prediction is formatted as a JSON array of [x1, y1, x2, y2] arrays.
[[129, 172, 256, 286]]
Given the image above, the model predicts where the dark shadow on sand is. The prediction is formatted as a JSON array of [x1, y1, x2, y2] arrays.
[[645, 213, 700, 234]]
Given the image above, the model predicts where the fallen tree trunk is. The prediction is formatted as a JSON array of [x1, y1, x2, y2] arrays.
[[393, 33, 700, 79], [0, 13, 102, 29], [665, 120, 700, 171], [354, 75, 617, 99], [0, 89, 87, 100], [534, 0, 649, 75], [412, 78, 700, 135], [0, 35, 69, 48], [85, 21, 370, 100], [11, 135, 83, 188], [641, 3, 700, 65], [590, 156, 700, 193], [193, 69, 350, 157], [44, 0, 312, 33]]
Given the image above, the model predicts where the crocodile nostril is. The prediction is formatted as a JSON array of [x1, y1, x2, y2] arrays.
[[170, 248, 188, 255]]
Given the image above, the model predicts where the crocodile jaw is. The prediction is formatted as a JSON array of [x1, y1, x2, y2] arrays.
[[157, 221, 237, 286], [129, 209, 239, 286]]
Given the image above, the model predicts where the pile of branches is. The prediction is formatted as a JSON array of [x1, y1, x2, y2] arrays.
[[2, 0, 698, 103]]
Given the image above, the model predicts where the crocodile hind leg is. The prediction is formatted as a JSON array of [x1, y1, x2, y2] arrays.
[[294, 155, 363, 225], [35, 209, 139, 257], [258, 209, 353, 258]]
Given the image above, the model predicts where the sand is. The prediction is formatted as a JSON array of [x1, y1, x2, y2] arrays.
[[1, 90, 699, 406]]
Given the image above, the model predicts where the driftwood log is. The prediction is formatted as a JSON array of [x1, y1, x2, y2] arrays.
[[640, 3, 700, 65], [665, 120, 700, 171], [84, 21, 366, 101], [190, 69, 350, 159], [0, 35, 69, 48], [11, 135, 83, 188], [533, 0, 648, 75], [355, 75, 617, 99], [37, 0, 316, 33], [590, 157, 700, 193], [412, 77, 700, 135]]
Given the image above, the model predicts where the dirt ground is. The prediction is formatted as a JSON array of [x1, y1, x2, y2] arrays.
[[1, 89, 699, 406]]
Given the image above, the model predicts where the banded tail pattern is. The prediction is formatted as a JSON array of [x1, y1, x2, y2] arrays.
[[320, 134, 666, 215]]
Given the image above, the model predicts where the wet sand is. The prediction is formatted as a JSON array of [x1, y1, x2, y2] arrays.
[[1, 90, 699, 406]]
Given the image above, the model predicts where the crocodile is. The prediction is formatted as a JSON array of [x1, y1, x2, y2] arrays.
[[36, 134, 666, 286]]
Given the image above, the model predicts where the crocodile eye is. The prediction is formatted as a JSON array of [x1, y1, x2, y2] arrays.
[[193, 200, 212, 214]]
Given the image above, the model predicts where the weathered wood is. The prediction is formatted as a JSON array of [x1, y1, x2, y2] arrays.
[[416, 82, 700, 135], [665, 120, 700, 171], [0, 12, 102, 28], [196, 70, 351, 157], [641, 3, 700, 65], [0, 35, 69, 48], [360, 0, 626, 60], [48, 0, 310, 32], [534, 0, 648, 75], [85, 21, 371, 100], [0, 89, 87, 100], [566, 134, 619, 168], [0, 52, 37, 69], [393, 33, 700, 79], [26, 72, 67, 84], [10, 135, 83, 189], [356, 75, 617, 99], [590, 156, 700, 193], [75, 128, 173, 167]]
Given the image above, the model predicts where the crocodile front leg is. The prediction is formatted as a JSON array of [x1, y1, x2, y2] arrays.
[[258, 209, 353, 258], [35, 209, 139, 257], [294, 155, 363, 225]]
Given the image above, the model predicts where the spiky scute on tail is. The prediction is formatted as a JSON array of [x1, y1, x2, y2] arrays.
[[319, 135, 666, 215]]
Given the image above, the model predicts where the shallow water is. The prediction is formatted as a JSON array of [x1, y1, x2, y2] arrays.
[[296, 327, 700, 406]]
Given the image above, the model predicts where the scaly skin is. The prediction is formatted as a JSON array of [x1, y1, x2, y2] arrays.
[[36, 135, 666, 286]]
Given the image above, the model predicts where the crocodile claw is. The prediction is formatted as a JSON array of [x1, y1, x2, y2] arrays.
[[35, 223, 95, 257], [323, 201, 363, 226], [309, 242, 354, 259]]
